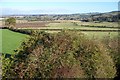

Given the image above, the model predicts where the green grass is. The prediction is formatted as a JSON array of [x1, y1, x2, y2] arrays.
[[45, 22, 118, 30], [0, 29, 28, 54], [18, 22, 119, 30], [81, 32, 118, 39], [0, 22, 118, 54], [76, 22, 118, 28]]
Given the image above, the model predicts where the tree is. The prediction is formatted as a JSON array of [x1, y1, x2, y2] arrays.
[[5, 17, 16, 28]]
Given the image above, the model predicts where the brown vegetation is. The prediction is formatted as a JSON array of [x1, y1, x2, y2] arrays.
[[2, 30, 117, 78], [15, 22, 49, 28]]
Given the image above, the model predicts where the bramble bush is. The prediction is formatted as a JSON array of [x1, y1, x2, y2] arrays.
[[101, 35, 120, 78], [2, 30, 116, 78]]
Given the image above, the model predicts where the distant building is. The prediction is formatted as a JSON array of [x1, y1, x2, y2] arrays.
[[0, 18, 5, 20]]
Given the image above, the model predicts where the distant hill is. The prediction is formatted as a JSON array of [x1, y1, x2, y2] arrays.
[[90, 11, 120, 22], [2, 11, 119, 22]]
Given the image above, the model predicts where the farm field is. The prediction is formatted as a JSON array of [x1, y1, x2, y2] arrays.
[[45, 22, 119, 30], [36, 29, 119, 39], [1, 21, 119, 54], [0, 29, 28, 54], [82, 32, 119, 39], [16, 22, 49, 28], [76, 22, 118, 28], [19, 22, 119, 31], [3, 20, 117, 30], [2, 21, 49, 28], [0, 21, 2, 27], [54, 20, 118, 27]]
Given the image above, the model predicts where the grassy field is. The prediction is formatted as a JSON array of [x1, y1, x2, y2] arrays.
[[1, 21, 119, 54], [25, 21, 119, 39], [76, 22, 118, 28], [81, 32, 118, 39], [53, 20, 118, 27], [16, 21, 119, 30], [45, 22, 119, 30], [44, 22, 119, 41], [0, 29, 28, 54]]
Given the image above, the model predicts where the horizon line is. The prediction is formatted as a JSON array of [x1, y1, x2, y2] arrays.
[[1, 10, 119, 16]]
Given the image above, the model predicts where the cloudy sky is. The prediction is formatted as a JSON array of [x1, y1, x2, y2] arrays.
[[0, 0, 119, 15]]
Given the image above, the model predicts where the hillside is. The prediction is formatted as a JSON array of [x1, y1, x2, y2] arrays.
[[2, 31, 117, 78], [3, 11, 119, 22], [91, 11, 120, 22]]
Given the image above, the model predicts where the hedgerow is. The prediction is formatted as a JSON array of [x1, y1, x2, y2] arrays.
[[2, 30, 116, 78]]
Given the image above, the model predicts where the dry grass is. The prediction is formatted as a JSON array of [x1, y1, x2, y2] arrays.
[[77, 22, 118, 27], [0, 21, 4, 27]]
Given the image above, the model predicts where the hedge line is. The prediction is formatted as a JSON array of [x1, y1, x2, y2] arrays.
[[80, 25, 119, 29]]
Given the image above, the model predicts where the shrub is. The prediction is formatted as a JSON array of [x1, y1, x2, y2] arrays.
[[2, 30, 116, 78], [5, 17, 16, 28], [102, 35, 120, 78]]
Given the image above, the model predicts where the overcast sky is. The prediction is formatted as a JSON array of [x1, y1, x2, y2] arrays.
[[0, 0, 119, 15]]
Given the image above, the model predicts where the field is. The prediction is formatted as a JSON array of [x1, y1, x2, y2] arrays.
[[82, 32, 118, 39], [46, 22, 118, 30], [1, 21, 119, 54], [5, 21, 118, 30], [41, 22, 119, 38], [0, 21, 2, 27], [0, 29, 28, 54], [19, 22, 118, 31], [16, 21, 49, 28], [76, 22, 118, 28]]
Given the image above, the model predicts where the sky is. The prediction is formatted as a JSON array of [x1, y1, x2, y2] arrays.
[[1, 0, 119, 2], [0, 0, 119, 15]]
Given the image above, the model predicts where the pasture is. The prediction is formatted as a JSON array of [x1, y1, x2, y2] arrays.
[[1, 20, 119, 54], [82, 31, 118, 40], [9, 20, 118, 31], [45, 22, 119, 30], [0, 29, 28, 54], [77, 22, 118, 28]]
